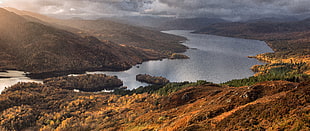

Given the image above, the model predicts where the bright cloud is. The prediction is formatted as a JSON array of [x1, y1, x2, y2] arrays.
[[0, 0, 309, 20]]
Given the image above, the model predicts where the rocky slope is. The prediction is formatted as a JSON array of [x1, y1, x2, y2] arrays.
[[0, 80, 308, 130]]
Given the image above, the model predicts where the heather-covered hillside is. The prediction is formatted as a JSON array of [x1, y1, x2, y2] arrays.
[[0, 80, 308, 130]]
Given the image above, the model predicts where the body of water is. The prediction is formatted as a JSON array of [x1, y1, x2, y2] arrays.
[[88, 30, 273, 89], [0, 30, 273, 91], [0, 70, 42, 93]]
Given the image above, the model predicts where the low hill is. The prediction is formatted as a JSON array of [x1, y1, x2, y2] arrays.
[[0, 8, 165, 78], [0, 80, 308, 130]]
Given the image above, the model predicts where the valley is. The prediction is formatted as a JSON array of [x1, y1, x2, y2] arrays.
[[0, 6, 309, 131]]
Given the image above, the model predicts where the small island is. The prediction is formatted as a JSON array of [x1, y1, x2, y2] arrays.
[[43, 74, 123, 92], [169, 53, 189, 59], [136, 74, 170, 85]]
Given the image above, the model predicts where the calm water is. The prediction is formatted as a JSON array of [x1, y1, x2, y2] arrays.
[[88, 30, 273, 89], [0, 30, 273, 92]]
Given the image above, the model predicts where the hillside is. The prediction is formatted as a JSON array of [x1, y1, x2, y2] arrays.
[[195, 18, 310, 53], [195, 19, 310, 76], [4, 8, 187, 54], [0, 80, 308, 130], [0, 8, 167, 78], [104, 16, 228, 30], [157, 17, 228, 30], [55, 19, 187, 54]]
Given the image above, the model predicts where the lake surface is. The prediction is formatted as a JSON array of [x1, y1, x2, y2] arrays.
[[0, 70, 42, 93], [88, 30, 273, 89], [0, 30, 273, 92]]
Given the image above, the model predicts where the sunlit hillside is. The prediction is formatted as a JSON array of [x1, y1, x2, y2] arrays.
[[0, 8, 186, 78]]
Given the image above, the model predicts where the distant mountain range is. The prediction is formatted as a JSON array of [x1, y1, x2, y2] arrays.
[[105, 16, 228, 30], [195, 18, 310, 52], [104, 15, 308, 31], [0, 8, 186, 78]]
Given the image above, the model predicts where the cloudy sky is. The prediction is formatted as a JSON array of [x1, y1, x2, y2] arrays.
[[0, 0, 309, 20]]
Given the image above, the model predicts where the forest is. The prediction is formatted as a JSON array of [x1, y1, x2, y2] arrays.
[[44, 74, 123, 92]]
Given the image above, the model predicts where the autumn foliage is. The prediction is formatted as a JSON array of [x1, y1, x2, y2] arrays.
[[0, 80, 309, 130]]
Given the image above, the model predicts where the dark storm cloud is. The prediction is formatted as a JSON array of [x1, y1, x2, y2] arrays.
[[1, 0, 309, 20], [156, 0, 310, 19]]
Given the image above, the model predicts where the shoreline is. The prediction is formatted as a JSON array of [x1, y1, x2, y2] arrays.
[[2, 41, 190, 80]]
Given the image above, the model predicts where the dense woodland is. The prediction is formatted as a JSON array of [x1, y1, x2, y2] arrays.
[[44, 74, 123, 92]]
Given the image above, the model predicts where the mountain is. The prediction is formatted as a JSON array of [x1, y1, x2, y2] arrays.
[[54, 19, 187, 53], [108, 16, 228, 30], [0, 80, 309, 130], [196, 19, 310, 37], [0, 8, 171, 78], [5, 8, 187, 54], [158, 17, 228, 30], [244, 16, 303, 23]]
